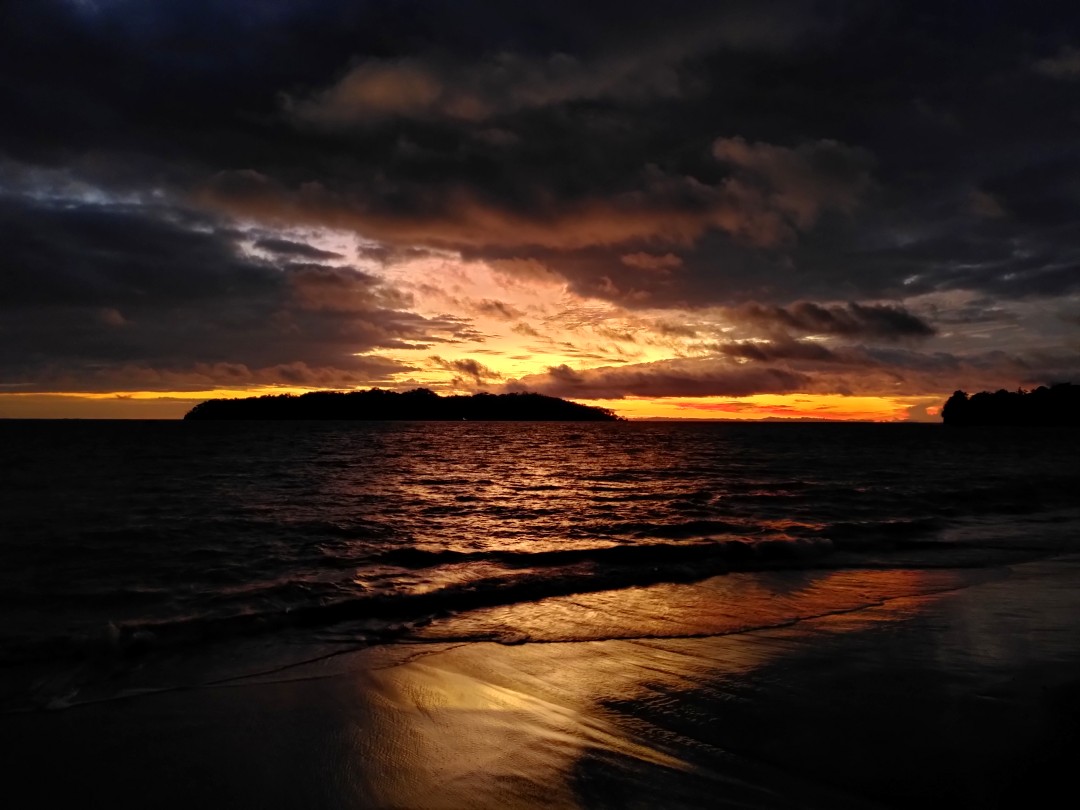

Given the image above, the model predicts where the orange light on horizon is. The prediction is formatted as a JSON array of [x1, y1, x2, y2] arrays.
[[0, 386, 323, 419], [576, 393, 945, 422], [0, 389, 946, 422]]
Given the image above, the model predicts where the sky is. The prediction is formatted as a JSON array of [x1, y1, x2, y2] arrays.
[[2, 0, 1079, 420]]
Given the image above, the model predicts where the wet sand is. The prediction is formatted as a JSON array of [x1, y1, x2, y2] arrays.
[[4, 557, 1080, 809]]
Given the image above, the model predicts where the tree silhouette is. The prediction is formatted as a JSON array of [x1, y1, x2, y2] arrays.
[[941, 383, 1080, 426]]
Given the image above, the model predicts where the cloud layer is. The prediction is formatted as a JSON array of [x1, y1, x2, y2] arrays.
[[2, 1, 1079, 410], [0, 195, 464, 391]]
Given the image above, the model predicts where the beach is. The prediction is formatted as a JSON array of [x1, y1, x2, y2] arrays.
[[6, 1, 1080, 805], [6, 554, 1079, 809]]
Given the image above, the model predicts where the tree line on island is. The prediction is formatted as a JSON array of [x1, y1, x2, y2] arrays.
[[184, 388, 621, 421], [183, 383, 1078, 423], [942, 383, 1080, 426]]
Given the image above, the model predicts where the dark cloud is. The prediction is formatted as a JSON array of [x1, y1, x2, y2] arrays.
[[281, 1, 828, 128], [0, 194, 463, 391], [3, 4, 1074, 288], [197, 150, 871, 254], [717, 338, 839, 363], [732, 301, 936, 341], [356, 243, 440, 265], [254, 238, 343, 260], [283, 263, 415, 312], [506, 359, 810, 399], [284, 50, 683, 127], [1034, 46, 1080, 79], [621, 252, 683, 272], [711, 137, 873, 235], [2, 1, 1080, 398]]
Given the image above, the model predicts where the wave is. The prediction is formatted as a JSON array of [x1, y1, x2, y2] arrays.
[[4, 519, 1073, 680], [821, 517, 948, 549], [580, 518, 753, 540], [403, 477, 492, 487], [0, 518, 964, 666], [371, 536, 830, 570], [1, 536, 835, 667]]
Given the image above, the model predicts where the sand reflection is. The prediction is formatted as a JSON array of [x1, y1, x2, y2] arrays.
[[340, 567, 986, 808], [345, 647, 688, 808]]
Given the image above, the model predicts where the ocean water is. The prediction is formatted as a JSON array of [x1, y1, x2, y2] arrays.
[[1, 420, 1079, 676]]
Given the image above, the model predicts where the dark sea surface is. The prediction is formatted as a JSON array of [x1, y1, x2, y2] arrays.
[[2, 420, 1079, 683]]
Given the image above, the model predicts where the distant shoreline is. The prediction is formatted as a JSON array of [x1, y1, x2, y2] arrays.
[[183, 388, 620, 421]]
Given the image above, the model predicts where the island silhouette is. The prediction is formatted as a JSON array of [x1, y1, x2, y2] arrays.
[[184, 388, 620, 421], [941, 383, 1079, 426]]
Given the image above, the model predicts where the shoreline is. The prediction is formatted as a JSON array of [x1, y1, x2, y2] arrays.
[[5, 557, 1080, 808]]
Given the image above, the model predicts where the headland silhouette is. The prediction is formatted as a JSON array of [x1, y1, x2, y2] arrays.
[[942, 383, 1079, 426], [183, 388, 620, 421]]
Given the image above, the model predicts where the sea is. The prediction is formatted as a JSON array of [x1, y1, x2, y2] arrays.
[[2, 420, 1079, 707]]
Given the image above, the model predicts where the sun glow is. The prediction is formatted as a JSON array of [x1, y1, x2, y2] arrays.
[[577, 394, 940, 421], [0, 389, 943, 421], [0, 227, 950, 421]]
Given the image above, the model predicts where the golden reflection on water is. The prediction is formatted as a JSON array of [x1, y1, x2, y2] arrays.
[[341, 567, 978, 808]]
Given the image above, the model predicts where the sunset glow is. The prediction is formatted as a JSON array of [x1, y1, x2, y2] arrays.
[[3, 6, 1080, 807], [2, 2, 1077, 418]]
